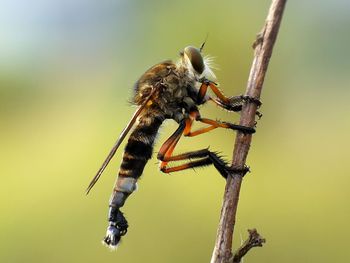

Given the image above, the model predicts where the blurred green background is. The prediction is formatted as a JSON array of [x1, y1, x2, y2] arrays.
[[1, 0, 350, 262]]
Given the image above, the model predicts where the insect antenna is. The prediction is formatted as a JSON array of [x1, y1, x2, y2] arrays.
[[199, 34, 209, 52]]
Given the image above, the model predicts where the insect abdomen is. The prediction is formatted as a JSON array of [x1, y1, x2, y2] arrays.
[[105, 113, 164, 248], [115, 114, 164, 193]]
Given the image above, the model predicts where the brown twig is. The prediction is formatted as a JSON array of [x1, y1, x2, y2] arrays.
[[210, 1, 287, 262], [230, 229, 266, 263]]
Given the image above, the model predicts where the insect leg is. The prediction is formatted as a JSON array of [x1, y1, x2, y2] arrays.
[[183, 117, 255, 137], [197, 79, 231, 104], [158, 148, 249, 178], [157, 117, 246, 177], [197, 78, 262, 118], [199, 118, 255, 134], [210, 96, 263, 119], [157, 120, 186, 170], [210, 96, 243, 112]]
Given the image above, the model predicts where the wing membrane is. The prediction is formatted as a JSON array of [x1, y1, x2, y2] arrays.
[[86, 88, 156, 194]]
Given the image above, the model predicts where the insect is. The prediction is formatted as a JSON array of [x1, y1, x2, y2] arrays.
[[86, 43, 261, 249]]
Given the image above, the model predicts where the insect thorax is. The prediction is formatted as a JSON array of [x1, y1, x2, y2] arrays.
[[133, 61, 198, 122]]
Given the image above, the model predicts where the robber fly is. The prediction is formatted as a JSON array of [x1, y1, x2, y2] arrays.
[[86, 43, 261, 249]]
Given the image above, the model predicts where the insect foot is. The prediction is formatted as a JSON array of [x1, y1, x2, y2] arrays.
[[241, 95, 262, 108], [224, 122, 256, 134], [208, 152, 251, 179], [103, 210, 128, 249], [208, 151, 231, 179], [212, 95, 245, 112], [229, 164, 251, 177]]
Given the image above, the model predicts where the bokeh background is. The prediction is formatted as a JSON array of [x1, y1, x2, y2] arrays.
[[1, 0, 350, 262]]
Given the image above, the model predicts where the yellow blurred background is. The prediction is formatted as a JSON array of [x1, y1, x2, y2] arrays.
[[1, 0, 350, 262]]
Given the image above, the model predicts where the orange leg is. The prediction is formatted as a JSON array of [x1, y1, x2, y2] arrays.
[[209, 96, 243, 112], [158, 145, 229, 177], [210, 96, 263, 119], [184, 118, 255, 137], [197, 79, 231, 104], [157, 114, 252, 177], [158, 111, 200, 164], [161, 157, 213, 173], [197, 79, 262, 117], [157, 117, 213, 173], [208, 82, 231, 104], [157, 120, 186, 170], [158, 146, 249, 178]]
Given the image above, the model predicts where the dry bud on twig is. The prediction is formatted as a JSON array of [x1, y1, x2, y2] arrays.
[[231, 229, 266, 263]]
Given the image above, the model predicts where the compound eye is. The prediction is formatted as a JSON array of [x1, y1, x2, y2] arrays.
[[184, 46, 205, 74]]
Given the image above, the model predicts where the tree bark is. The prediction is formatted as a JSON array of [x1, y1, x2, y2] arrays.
[[210, 1, 287, 262]]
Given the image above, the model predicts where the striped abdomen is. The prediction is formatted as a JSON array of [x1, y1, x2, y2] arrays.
[[116, 113, 164, 191]]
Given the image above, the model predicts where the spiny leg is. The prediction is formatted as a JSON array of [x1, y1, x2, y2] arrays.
[[210, 96, 263, 119], [158, 148, 223, 176], [158, 148, 249, 178], [210, 96, 244, 112], [158, 118, 250, 178]]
